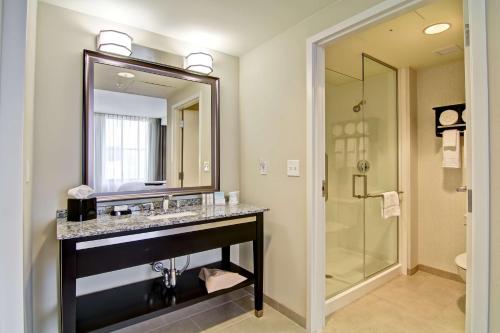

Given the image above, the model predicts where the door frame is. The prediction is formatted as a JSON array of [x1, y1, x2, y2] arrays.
[[306, 0, 490, 332], [169, 94, 201, 187]]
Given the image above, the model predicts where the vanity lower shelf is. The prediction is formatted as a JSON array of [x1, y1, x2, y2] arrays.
[[76, 261, 254, 333]]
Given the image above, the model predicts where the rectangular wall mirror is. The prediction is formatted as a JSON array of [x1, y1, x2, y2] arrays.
[[83, 50, 220, 200]]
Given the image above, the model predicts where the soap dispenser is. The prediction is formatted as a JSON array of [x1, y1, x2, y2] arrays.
[[163, 195, 172, 211]]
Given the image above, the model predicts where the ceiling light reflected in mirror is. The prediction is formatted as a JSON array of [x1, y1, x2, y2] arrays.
[[117, 72, 135, 79]]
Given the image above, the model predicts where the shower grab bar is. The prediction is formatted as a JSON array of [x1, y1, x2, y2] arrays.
[[352, 174, 403, 199]]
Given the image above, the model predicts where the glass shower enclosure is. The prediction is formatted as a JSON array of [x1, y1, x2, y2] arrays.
[[325, 54, 398, 299]]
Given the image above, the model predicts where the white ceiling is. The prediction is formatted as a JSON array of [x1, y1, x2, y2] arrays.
[[326, 0, 464, 82], [40, 0, 339, 56], [94, 63, 193, 99]]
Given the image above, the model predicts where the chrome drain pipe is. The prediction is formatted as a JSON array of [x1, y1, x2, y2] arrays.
[[151, 255, 191, 288]]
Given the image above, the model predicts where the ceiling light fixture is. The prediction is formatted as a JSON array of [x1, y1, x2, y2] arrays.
[[117, 72, 135, 79], [184, 52, 213, 75], [423, 23, 451, 35], [97, 30, 133, 56]]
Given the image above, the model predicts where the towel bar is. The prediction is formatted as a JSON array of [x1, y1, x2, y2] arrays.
[[352, 174, 403, 199], [366, 191, 404, 199]]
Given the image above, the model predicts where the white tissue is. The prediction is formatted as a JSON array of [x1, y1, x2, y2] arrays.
[[68, 185, 95, 199]]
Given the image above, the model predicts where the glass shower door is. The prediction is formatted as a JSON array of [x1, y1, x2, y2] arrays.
[[361, 54, 399, 277], [325, 54, 398, 299], [325, 69, 365, 299]]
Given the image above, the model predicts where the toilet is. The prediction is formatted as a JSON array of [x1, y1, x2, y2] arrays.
[[455, 252, 467, 282]]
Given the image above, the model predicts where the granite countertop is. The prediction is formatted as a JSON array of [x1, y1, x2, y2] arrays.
[[57, 203, 269, 240]]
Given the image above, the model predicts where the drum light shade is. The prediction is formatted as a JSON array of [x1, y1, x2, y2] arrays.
[[97, 30, 133, 56], [185, 52, 213, 75]]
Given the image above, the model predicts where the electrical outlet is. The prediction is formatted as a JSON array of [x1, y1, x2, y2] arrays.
[[287, 160, 300, 177], [203, 161, 210, 172], [259, 159, 269, 175]]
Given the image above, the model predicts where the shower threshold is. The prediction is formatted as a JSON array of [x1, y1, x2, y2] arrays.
[[325, 263, 401, 315]]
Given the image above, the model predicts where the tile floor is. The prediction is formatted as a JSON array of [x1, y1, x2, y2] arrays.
[[115, 271, 465, 333], [323, 271, 465, 333]]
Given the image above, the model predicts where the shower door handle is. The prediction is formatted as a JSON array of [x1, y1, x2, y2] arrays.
[[324, 154, 329, 201], [352, 174, 367, 199]]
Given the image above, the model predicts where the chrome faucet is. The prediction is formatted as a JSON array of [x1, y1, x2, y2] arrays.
[[141, 202, 154, 213]]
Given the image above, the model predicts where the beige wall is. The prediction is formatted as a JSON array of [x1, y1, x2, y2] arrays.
[[238, 0, 385, 318], [487, 0, 500, 330], [416, 60, 466, 273], [32, 3, 239, 332]]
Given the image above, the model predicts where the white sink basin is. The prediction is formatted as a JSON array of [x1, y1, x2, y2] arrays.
[[147, 211, 198, 221]]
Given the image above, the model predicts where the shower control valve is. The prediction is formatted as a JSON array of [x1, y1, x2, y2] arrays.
[[357, 160, 370, 173]]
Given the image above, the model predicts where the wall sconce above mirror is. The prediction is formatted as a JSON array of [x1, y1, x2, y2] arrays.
[[184, 52, 214, 75], [83, 50, 220, 201], [97, 30, 133, 56]]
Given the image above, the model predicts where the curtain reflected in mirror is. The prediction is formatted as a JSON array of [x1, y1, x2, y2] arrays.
[[90, 61, 213, 194], [94, 113, 167, 192]]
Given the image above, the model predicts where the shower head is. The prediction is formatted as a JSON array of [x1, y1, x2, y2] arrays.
[[353, 100, 365, 113]]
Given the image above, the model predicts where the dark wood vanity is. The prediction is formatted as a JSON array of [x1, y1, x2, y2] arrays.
[[58, 49, 262, 332], [58, 205, 266, 333]]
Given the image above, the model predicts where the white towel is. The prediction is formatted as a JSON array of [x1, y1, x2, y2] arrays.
[[332, 124, 343, 137], [358, 136, 369, 160], [381, 191, 400, 219], [334, 139, 345, 153], [334, 139, 345, 169], [463, 130, 467, 169], [442, 130, 461, 168], [344, 123, 356, 135], [198, 268, 247, 293], [346, 138, 357, 167], [442, 129, 458, 148]]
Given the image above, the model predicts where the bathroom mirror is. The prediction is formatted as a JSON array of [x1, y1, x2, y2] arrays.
[[83, 50, 220, 200]]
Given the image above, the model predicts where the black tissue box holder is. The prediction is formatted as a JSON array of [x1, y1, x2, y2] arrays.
[[67, 198, 97, 222]]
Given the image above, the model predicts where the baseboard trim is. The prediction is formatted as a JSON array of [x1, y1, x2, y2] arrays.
[[416, 264, 464, 283], [244, 286, 306, 328], [264, 294, 306, 328], [407, 265, 419, 275]]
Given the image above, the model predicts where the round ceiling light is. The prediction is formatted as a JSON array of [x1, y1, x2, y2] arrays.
[[117, 72, 135, 79], [423, 23, 451, 35]]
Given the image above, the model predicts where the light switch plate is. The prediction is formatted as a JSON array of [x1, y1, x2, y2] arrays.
[[259, 159, 269, 175], [287, 160, 300, 177], [203, 161, 210, 172]]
